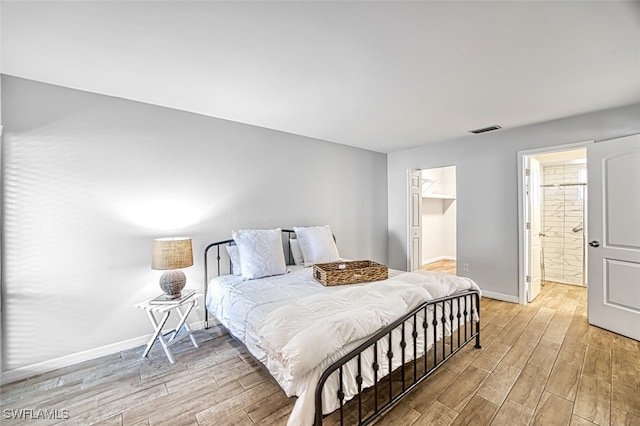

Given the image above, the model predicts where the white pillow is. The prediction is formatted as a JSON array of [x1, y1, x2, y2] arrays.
[[289, 239, 304, 266], [232, 228, 287, 279], [293, 225, 340, 267], [226, 245, 242, 276]]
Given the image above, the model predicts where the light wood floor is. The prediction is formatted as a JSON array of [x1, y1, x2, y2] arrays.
[[422, 259, 457, 275], [2, 277, 639, 425]]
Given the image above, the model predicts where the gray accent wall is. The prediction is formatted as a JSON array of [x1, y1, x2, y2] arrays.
[[0, 75, 388, 375], [388, 103, 640, 300]]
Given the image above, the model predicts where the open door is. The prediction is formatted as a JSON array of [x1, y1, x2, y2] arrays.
[[587, 134, 640, 341], [527, 157, 542, 302], [408, 169, 422, 271]]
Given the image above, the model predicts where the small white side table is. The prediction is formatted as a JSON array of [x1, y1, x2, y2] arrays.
[[135, 292, 200, 363]]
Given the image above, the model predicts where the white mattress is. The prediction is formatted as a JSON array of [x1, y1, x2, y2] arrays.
[[206, 267, 479, 426], [207, 266, 333, 357]]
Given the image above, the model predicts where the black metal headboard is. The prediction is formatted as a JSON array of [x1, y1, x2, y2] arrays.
[[203, 228, 297, 327]]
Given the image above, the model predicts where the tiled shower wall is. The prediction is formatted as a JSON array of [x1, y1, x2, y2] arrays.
[[541, 164, 587, 285]]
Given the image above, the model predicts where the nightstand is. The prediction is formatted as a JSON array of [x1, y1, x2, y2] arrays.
[[135, 290, 199, 363]]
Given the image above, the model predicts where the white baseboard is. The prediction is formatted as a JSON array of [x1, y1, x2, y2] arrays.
[[422, 255, 456, 265], [0, 320, 206, 385], [481, 290, 520, 304]]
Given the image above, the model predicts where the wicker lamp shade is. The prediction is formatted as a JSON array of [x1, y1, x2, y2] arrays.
[[152, 237, 193, 299]]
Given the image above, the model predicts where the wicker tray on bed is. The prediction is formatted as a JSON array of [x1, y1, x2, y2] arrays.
[[313, 260, 388, 286]]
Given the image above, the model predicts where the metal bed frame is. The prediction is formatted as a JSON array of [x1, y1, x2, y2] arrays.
[[203, 229, 481, 426], [314, 290, 481, 425]]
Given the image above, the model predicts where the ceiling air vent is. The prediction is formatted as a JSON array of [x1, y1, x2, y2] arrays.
[[468, 125, 502, 134]]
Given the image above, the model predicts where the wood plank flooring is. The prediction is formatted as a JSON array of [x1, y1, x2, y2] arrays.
[[2, 266, 639, 425], [422, 259, 456, 275]]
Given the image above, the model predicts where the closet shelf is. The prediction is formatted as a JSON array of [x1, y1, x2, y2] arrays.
[[423, 194, 456, 200]]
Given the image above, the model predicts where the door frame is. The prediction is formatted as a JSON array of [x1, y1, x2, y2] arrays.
[[527, 156, 542, 302], [407, 166, 457, 272], [517, 141, 593, 304], [407, 169, 422, 271]]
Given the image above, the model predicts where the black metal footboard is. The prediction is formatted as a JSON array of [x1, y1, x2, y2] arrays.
[[314, 289, 481, 426]]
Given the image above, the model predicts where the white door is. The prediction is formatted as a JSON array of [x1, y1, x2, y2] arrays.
[[587, 134, 640, 341], [527, 157, 543, 302], [408, 169, 422, 271]]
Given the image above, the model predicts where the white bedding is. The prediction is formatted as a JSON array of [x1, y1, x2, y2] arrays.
[[206, 267, 480, 426]]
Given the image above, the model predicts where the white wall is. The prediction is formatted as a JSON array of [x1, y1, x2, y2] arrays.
[[0, 75, 388, 378], [388, 103, 640, 301]]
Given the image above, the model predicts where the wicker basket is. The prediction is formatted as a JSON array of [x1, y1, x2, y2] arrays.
[[313, 260, 388, 286]]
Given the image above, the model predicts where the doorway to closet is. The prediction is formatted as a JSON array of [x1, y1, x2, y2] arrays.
[[420, 166, 457, 274]]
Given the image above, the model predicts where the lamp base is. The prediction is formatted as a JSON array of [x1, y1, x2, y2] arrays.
[[159, 270, 186, 299]]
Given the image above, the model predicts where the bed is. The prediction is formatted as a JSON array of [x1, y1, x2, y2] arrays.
[[204, 227, 481, 426]]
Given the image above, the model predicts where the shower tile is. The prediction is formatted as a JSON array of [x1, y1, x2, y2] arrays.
[[543, 221, 564, 228], [565, 272, 583, 281], [545, 252, 563, 259], [543, 236, 559, 244], [565, 173, 579, 183], [545, 248, 564, 257], [565, 257, 582, 265], [541, 162, 586, 286], [545, 263, 564, 272], [543, 167, 564, 180], [563, 276, 583, 285], [544, 247, 562, 254], [564, 250, 584, 259], [547, 273, 565, 283], [543, 213, 563, 221], [565, 263, 583, 272], [544, 248, 562, 256], [565, 243, 583, 251], [545, 262, 563, 270], [546, 266, 563, 276], [546, 266, 563, 275], [547, 227, 564, 234], [543, 209, 562, 215], [564, 266, 582, 275]]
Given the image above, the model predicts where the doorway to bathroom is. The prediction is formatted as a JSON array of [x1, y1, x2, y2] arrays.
[[520, 145, 588, 303]]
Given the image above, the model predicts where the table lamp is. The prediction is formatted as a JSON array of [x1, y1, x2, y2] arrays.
[[152, 237, 194, 299]]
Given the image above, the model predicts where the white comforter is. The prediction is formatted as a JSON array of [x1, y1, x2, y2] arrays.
[[206, 267, 480, 426]]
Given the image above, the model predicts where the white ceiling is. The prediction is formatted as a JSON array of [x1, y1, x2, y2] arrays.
[[2, 1, 639, 153]]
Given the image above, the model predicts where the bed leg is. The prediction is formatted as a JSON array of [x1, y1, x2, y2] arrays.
[[474, 292, 481, 349]]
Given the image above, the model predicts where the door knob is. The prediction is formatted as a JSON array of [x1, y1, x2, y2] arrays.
[[589, 241, 600, 247]]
